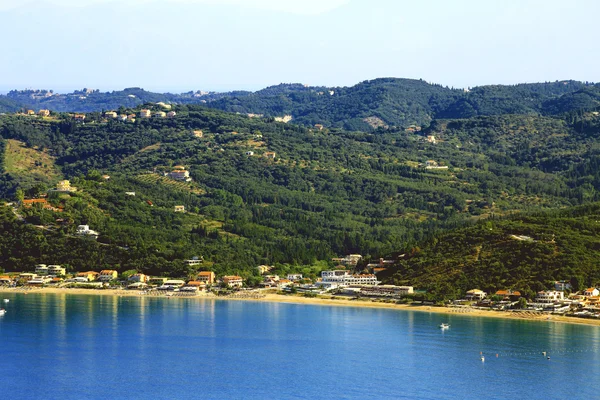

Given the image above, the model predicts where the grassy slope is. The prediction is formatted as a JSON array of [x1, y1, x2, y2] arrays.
[[3, 139, 62, 186]]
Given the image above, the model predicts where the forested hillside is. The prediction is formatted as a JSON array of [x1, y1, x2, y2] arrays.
[[3, 79, 599, 132], [381, 203, 600, 300], [1, 92, 600, 294]]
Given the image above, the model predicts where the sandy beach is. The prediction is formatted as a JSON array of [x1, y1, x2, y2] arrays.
[[2, 286, 600, 327]]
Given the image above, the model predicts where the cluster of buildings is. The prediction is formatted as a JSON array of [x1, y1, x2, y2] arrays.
[[463, 282, 600, 315], [103, 107, 176, 122], [104, 111, 136, 122], [0, 265, 220, 293]]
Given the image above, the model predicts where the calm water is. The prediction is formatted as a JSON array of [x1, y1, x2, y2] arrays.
[[1, 293, 599, 399]]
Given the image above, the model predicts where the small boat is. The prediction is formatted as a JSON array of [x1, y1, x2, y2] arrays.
[[0, 309, 6, 316], [439, 323, 450, 329], [481, 356, 485, 362], [3, 299, 9, 303]]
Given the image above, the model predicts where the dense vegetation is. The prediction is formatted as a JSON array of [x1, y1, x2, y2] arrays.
[[4, 79, 600, 131], [1, 79, 600, 297], [382, 203, 600, 300]]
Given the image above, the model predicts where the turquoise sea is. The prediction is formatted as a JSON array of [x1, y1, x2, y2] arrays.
[[0, 293, 599, 399]]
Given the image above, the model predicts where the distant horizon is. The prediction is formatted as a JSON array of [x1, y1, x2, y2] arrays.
[[0, 76, 596, 96]]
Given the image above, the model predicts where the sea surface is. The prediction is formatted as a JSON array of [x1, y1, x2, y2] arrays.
[[0, 293, 599, 399]]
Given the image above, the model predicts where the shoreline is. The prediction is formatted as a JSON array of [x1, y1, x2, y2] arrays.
[[2, 287, 600, 327]]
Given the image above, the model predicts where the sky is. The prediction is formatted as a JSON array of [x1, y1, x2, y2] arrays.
[[1, 0, 599, 93]]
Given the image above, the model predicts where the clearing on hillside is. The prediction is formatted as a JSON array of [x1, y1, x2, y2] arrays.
[[3, 139, 62, 187]]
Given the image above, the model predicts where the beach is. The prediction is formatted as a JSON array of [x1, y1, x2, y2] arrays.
[[2, 286, 600, 327]]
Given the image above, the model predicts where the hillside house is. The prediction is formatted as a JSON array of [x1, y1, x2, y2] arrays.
[[153, 111, 166, 118], [127, 114, 136, 122], [74, 114, 86, 122], [264, 152, 276, 159], [55, 180, 76, 192], [104, 111, 117, 118], [314, 124, 324, 130], [22, 198, 62, 212], [168, 167, 191, 181], [139, 109, 152, 118], [167, 111, 176, 118], [246, 151, 254, 156], [554, 281, 572, 291], [425, 160, 449, 170], [426, 135, 436, 144], [274, 115, 292, 123], [256, 265, 274, 275], [38, 109, 50, 117], [331, 254, 363, 266], [583, 288, 599, 297], [287, 274, 303, 281], [76, 225, 99, 239], [185, 257, 203, 266], [174, 205, 185, 213]]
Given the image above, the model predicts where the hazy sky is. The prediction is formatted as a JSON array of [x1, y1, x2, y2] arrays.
[[1, 0, 599, 92]]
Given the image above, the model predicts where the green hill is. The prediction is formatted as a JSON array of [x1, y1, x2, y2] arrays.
[[3, 79, 599, 132], [1, 99, 600, 287], [381, 203, 600, 300]]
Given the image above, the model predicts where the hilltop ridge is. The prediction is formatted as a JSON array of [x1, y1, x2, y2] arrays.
[[3, 78, 599, 131]]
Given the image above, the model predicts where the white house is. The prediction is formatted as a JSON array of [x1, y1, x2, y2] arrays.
[[76, 225, 99, 239], [168, 168, 191, 181], [535, 291, 564, 304], [583, 288, 599, 297], [185, 257, 203, 266], [465, 289, 487, 301]]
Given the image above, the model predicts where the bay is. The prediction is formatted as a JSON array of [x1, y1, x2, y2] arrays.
[[0, 293, 599, 399]]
